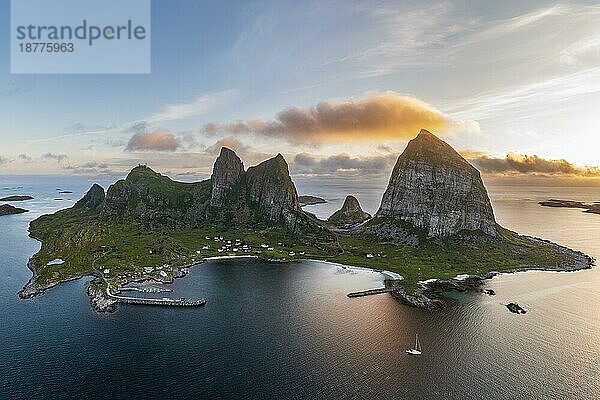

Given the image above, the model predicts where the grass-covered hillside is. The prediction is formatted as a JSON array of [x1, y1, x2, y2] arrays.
[[28, 204, 581, 295], [22, 146, 592, 303]]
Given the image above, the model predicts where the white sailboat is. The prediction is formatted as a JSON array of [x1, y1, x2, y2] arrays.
[[406, 334, 422, 355]]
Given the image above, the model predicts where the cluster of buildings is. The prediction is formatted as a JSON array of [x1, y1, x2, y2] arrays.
[[196, 236, 307, 258], [101, 263, 171, 283], [366, 252, 386, 259]]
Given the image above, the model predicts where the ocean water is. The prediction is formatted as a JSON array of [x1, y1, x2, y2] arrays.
[[1, 175, 599, 400]]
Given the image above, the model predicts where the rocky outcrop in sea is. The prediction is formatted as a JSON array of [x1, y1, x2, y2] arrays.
[[328, 195, 371, 227]]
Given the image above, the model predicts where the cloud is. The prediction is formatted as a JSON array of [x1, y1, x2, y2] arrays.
[[125, 129, 181, 152], [146, 90, 238, 123], [0, 156, 9, 166], [41, 153, 68, 164], [455, 5, 568, 49], [65, 122, 117, 134], [447, 67, 600, 121], [560, 35, 600, 66], [18, 154, 32, 162], [204, 136, 251, 156], [177, 131, 198, 150], [291, 152, 397, 176], [122, 121, 150, 134], [203, 92, 478, 146], [466, 152, 600, 177], [63, 161, 113, 175]]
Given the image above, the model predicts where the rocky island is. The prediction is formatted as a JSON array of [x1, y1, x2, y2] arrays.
[[540, 199, 600, 215], [298, 195, 327, 206], [20, 129, 594, 312], [0, 195, 34, 201], [328, 195, 371, 228], [1, 204, 29, 216]]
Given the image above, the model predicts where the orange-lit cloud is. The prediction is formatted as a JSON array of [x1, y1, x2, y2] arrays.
[[464, 151, 600, 177], [204, 136, 249, 156], [292, 152, 397, 175], [125, 129, 198, 152], [126, 129, 178, 152], [202, 92, 478, 146]]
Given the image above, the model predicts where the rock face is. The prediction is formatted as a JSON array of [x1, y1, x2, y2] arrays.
[[210, 148, 244, 207], [208, 151, 308, 231], [376, 129, 498, 238], [245, 154, 303, 226], [74, 184, 105, 210], [298, 195, 327, 207], [328, 195, 371, 227], [53, 149, 318, 234]]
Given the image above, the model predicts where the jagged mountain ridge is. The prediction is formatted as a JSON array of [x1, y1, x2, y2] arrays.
[[71, 130, 500, 240], [206, 149, 309, 231], [93, 148, 318, 233]]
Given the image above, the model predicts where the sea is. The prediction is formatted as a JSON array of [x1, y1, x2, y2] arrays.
[[1, 174, 599, 400]]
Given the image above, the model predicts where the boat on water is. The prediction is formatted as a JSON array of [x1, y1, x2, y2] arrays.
[[406, 334, 422, 355]]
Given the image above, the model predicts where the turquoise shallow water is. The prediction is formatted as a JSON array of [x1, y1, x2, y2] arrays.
[[1, 176, 599, 399]]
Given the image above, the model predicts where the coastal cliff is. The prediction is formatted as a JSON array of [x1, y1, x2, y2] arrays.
[[375, 129, 498, 238], [210, 147, 244, 207], [207, 149, 320, 232]]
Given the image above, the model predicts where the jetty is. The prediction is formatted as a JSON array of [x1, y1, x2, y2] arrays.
[[347, 287, 399, 297], [120, 286, 172, 293], [107, 288, 206, 307]]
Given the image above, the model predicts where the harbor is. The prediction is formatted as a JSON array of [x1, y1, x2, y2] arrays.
[[107, 288, 206, 307]]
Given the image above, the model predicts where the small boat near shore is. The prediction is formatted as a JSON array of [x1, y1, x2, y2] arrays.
[[406, 334, 422, 355]]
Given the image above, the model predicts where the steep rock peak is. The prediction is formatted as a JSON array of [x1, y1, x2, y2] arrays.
[[328, 195, 371, 226], [341, 195, 363, 212], [210, 147, 245, 207], [403, 129, 471, 169], [376, 129, 498, 238], [74, 183, 105, 210], [245, 153, 302, 223]]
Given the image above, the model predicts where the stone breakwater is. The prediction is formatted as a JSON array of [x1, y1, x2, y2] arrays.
[[386, 237, 595, 309]]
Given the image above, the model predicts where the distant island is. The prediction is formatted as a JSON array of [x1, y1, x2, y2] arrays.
[[1, 204, 28, 216], [20, 130, 593, 312], [540, 199, 600, 215], [298, 195, 327, 206], [0, 195, 34, 201]]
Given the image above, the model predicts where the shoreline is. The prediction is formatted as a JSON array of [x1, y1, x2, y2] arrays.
[[19, 233, 595, 313], [387, 237, 595, 309]]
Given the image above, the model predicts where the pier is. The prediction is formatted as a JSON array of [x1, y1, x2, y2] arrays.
[[107, 288, 206, 307], [120, 286, 172, 293], [347, 287, 399, 297]]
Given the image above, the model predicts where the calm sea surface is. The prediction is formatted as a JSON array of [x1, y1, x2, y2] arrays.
[[1, 175, 599, 400]]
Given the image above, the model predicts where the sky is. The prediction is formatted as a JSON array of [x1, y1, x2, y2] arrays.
[[1, 0, 599, 183]]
